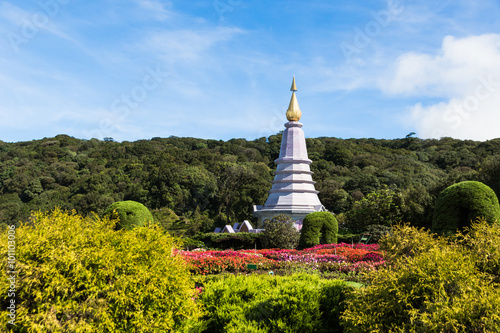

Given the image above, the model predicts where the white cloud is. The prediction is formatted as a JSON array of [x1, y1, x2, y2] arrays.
[[382, 34, 500, 140]]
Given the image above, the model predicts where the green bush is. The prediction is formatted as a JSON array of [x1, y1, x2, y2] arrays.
[[180, 237, 206, 250], [0, 209, 200, 332], [299, 212, 338, 248], [199, 273, 353, 333], [103, 200, 153, 230], [345, 187, 406, 233], [193, 232, 261, 250], [432, 181, 500, 235], [364, 224, 390, 243], [260, 214, 300, 249], [341, 244, 500, 332]]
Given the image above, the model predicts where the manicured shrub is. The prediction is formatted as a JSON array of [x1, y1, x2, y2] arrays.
[[193, 232, 262, 250], [299, 212, 338, 248], [260, 214, 300, 249], [432, 181, 500, 235], [180, 237, 206, 250], [341, 244, 500, 332], [103, 200, 153, 230], [0, 209, 200, 332], [199, 273, 354, 333]]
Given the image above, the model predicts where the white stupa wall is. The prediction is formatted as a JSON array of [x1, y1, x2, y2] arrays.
[[254, 121, 324, 225], [253, 77, 325, 226]]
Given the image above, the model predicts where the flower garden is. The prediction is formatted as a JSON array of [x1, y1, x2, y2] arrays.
[[179, 243, 385, 276]]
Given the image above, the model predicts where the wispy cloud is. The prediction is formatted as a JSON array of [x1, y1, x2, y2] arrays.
[[145, 26, 245, 64], [133, 0, 173, 21]]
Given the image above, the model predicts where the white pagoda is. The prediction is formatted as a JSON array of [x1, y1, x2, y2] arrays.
[[253, 77, 325, 226]]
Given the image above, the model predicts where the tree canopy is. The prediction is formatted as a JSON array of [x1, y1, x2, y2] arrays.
[[1, 134, 500, 233]]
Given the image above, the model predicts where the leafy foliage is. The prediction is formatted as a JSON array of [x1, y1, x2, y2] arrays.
[[2, 135, 500, 232], [193, 232, 262, 250], [261, 214, 300, 249], [180, 237, 206, 250], [345, 187, 405, 232], [103, 200, 153, 230], [199, 273, 354, 333], [299, 212, 338, 248], [341, 246, 500, 332], [432, 181, 500, 235], [363, 224, 391, 243], [342, 224, 500, 332], [378, 223, 446, 263], [0, 209, 200, 332], [458, 218, 500, 281]]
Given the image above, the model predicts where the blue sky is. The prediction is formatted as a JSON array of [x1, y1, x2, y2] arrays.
[[1, 0, 500, 143]]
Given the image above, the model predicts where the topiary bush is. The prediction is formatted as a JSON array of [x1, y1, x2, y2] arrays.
[[199, 273, 354, 333], [0, 209, 200, 332], [432, 181, 500, 235], [104, 200, 153, 230], [299, 211, 338, 248], [260, 214, 300, 249]]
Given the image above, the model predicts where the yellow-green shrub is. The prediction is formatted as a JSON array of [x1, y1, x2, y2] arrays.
[[342, 243, 500, 332], [379, 223, 446, 263], [0, 209, 200, 332], [459, 218, 500, 281]]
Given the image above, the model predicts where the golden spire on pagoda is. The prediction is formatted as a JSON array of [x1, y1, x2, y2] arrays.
[[286, 76, 302, 121]]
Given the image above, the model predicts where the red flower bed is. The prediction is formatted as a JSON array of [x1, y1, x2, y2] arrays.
[[178, 243, 385, 275]]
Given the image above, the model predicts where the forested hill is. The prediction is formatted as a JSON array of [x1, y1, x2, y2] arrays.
[[1, 134, 500, 233]]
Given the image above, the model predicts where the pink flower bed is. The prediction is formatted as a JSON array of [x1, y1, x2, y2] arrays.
[[178, 243, 385, 275]]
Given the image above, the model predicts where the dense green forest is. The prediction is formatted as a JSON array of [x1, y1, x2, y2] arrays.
[[1, 134, 500, 234]]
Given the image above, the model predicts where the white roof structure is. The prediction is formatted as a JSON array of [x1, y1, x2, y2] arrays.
[[239, 220, 253, 233], [254, 77, 325, 226], [221, 225, 235, 233]]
